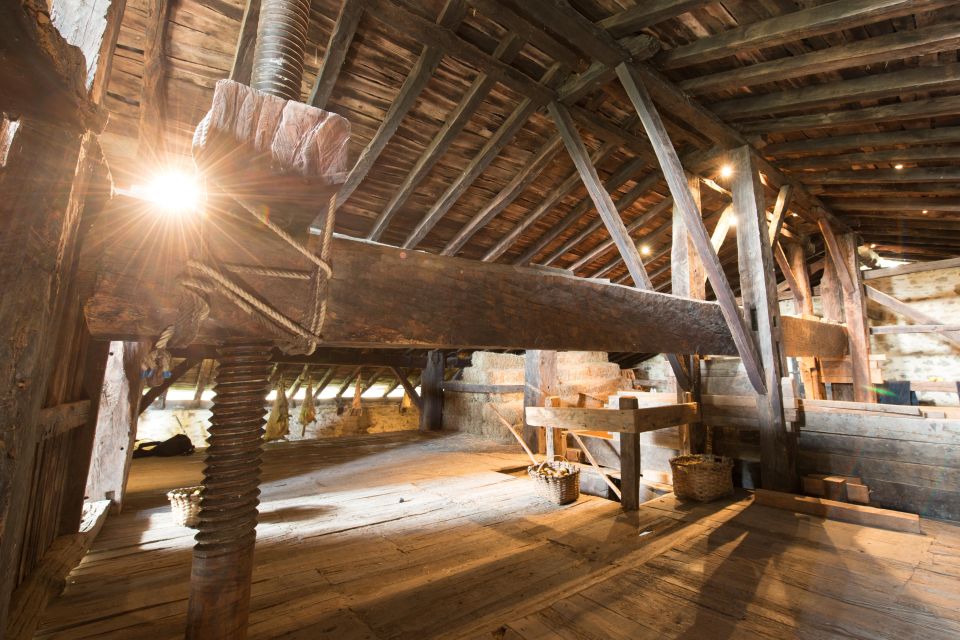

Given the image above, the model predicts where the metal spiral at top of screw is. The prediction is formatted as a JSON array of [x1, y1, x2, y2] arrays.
[[250, 0, 311, 102]]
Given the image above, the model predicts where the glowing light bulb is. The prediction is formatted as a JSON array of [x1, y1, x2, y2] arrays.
[[719, 164, 733, 178], [134, 170, 204, 214], [894, 163, 904, 170], [640, 245, 651, 256], [922, 209, 929, 214]]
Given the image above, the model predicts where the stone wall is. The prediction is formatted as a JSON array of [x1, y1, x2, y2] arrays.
[[867, 266, 960, 405], [442, 351, 628, 442], [138, 398, 418, 448]]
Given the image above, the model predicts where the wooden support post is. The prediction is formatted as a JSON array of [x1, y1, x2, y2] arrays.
[[618, 396, 641, 511], [57, 340, 111, 535], [819, 220, 877, 403], [786, 243, 825, 400], [731, 145, 796, 492], [186, 342, 270, 640], [85, 341, 147, 511], [616, 62, 767, 394], [420, 350, 444, 431], [0, 118, 85, 631], [672, 173, 706, 454], [542, 396, 566, 460], [523, 350, 558, 454]]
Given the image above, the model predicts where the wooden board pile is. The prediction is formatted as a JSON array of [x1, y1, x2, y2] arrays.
[[802, 474, 870, 505]]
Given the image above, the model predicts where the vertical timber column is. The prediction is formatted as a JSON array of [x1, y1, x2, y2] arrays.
[[818, 221, 876, 403], [85, 341, 148, 511], [618, 396, 641, 511], [0, 119, 84, 630], [523, 350, 558, 454], [730, 146, 796, 492], [785, 243, 825, 400], [838, 232, 877, 403], [671, 173, 705, 454], [419, 350, 444, 431], [187, 341, 271, 640]]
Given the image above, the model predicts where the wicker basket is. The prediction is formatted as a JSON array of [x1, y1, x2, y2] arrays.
[[528, 457, 580, 505], [670, 454, 733, 502], [167, 486, 202, 528]]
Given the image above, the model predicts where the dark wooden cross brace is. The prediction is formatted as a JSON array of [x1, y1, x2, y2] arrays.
[[548, 101, 692, 390], [615, 62, 767, 395]]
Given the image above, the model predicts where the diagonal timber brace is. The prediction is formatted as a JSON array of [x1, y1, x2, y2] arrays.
[[615, 61, 767, 394]]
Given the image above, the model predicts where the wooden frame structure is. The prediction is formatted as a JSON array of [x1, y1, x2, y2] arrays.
[[3, 0, 960, 636]]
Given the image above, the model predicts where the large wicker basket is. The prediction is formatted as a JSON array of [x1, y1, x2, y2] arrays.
[[670, 454, 733, 502], [167, 486, 202, 528], [528, 458, 580, 505]]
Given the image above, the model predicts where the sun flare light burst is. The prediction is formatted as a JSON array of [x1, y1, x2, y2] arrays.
[[130, 170, 205, 215]]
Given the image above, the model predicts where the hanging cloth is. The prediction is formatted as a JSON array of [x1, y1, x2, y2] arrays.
[[265, 377, 290, 441], [349, 375, 364, 416], [299, 376, 317, 436]]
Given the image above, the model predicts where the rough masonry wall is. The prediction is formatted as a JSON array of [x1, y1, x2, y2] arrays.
[[867, 266, 960, 405], [443, 351, 628, 442], [138, 399, 418, 448]]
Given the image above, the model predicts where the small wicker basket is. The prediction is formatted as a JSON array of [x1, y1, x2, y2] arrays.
[[528, 457, 580, 505], [167, 486, 202, 528], [670, 454, 733, 502]]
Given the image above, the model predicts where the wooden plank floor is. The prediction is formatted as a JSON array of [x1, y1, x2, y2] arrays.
[[39, 431, 960, 639]]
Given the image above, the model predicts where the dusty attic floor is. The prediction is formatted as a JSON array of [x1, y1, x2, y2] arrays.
[[38, 431, 960, 639]]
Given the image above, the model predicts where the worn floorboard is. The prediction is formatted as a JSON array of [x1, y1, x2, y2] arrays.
[[38, 431, 960, 639]]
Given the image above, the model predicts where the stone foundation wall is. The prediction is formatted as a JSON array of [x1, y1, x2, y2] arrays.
[[442, 351, 629, 442], [867, 266, 960, 405], [138, 398, 418, 448]]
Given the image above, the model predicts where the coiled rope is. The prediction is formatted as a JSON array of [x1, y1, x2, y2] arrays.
[[143, 196, 337, 383]]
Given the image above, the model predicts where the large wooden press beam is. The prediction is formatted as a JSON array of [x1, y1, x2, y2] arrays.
[[81, 198, 847, 357]]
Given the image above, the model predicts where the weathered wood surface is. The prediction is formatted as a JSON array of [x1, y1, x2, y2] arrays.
[[865, 285, 960, 349], [617, 63, 767, 394], [0, 0, 100, 130], [50, 0, 127, 104], [419, 350, 444, 432], [82, 200, 848, 356], [6, 500, 110, 640], [0, 119, 87, 633], [37, 433, 960, 639], [658, 0, 942, 69], [85, 341, 146, 511], [732, 145, 795, 491], [524, 350, 557, 454], [38, 401, 91, 441], [753, 489, 921, 534], [136, 0, 171, 161], [193, 80, 351, 230], [525, 403, 699, 434]]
